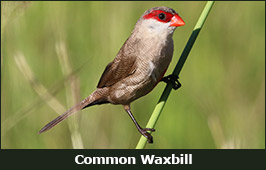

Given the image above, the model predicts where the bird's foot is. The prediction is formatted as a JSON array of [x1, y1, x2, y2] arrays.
[[161, 74, 181, 90], [140, 128, 155, 144]]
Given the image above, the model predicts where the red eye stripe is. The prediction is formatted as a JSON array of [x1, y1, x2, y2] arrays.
[[143, 10, 174, 23]]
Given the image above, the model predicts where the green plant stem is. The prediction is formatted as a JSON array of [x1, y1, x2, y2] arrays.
[[136, 1, 215, 149]]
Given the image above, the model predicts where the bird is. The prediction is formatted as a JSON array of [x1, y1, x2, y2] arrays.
[[39, 6, 185, 144]]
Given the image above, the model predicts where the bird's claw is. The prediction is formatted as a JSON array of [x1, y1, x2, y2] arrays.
[[143, 128, 155, 132], [140, 128, 155, 143], [161, 74, 181, 90]]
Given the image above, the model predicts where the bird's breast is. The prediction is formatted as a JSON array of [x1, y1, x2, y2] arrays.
[[147, 61, 158, 82], [108, 35, 174, 104]]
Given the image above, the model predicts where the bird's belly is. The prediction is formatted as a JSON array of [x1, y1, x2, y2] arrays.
[[109, 80, 156, 105], [108, 61, 167, 104]]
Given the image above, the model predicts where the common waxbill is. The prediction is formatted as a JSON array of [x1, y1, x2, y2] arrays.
[[39, 6, 185, 143]]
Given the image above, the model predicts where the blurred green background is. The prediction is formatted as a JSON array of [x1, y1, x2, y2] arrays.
[[1, 1, 265, 149]]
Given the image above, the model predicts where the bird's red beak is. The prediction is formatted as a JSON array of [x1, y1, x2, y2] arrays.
[[170, 14, 185, 27]]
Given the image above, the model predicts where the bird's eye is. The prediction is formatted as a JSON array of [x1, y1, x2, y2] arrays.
[[158, 13, 166, 20]]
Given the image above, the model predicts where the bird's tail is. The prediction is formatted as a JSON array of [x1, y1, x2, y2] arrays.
[[38, 90, 108, 134]]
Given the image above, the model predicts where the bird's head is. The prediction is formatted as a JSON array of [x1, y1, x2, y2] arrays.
[[134, 6, 185, 38]]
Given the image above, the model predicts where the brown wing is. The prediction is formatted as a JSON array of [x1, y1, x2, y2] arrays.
[[97, 53, 137, 88], [97, 36, 139, 88]]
